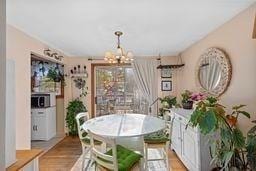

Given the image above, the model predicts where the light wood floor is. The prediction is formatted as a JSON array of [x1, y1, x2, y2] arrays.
[[39, 136, 187, 171]]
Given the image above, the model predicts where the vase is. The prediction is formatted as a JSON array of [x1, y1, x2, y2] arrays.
[[182, 101, 193, 110]]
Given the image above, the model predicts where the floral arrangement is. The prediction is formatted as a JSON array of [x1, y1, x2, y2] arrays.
[[181, 90, 193, 103], [158, 96, 177, 116], [190, 92, 207, 102]]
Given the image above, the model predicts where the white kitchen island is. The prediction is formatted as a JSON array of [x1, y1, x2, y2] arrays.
[[167, 108, 212, 171]]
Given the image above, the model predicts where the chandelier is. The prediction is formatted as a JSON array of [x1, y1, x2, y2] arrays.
[[104, 31, 134, 64]]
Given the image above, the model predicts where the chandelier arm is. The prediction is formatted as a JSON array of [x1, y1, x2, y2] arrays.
[[117, 34, 120, 49]]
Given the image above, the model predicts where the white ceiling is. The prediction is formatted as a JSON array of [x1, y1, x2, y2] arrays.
[[7, 0, 256, 57]]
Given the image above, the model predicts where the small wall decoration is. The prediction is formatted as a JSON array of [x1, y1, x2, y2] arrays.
[[161, 80, 172, 91], [68, 65, 89, 98], [43, 49, 64, 62], [161, 68, 172, 78]]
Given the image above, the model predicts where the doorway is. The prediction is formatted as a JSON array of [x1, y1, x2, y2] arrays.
[[91, 64, 148, 117]]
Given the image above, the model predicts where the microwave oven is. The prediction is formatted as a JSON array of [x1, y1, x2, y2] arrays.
[[31, 93, 56, 108]]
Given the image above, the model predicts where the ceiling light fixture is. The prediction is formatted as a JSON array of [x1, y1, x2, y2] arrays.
[[104, 31, 134, 64]]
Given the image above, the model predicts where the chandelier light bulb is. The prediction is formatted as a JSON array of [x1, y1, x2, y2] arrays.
[[105, 51, 112, 58], [104, 31, 134, 64], [127, 51, 133, 58]]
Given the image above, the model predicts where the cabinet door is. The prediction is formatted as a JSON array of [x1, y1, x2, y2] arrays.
[[181, 123, 199, 170], [31, 116, 37, 140], [31, 116, 47, 140], [171, 118, 181, 155]]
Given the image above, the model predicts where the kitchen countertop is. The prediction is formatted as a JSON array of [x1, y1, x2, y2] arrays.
[[168, 108, 194, 119]]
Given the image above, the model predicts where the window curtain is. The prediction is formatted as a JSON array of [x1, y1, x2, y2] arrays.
[[132, 58, 158, 116]]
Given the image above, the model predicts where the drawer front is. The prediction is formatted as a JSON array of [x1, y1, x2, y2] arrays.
[[31, 109, 46, 117], [174, 114, 199, 133]]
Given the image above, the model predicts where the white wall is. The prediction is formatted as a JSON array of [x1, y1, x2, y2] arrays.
[[64, 56, 179, 119], [5, 60, 16, 167], [177, 3, 256, 132], [6, 25, 67, 149], [0, 0, 6, 169]]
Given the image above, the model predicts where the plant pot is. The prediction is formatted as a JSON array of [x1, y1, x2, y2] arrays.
[[54, 77, 61, 82], [182, 101, 193, 110], [211, 167, 221, 171]]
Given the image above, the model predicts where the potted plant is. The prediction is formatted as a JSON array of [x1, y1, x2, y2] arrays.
[[181, 90, 193, 109], [47, 68, 64, 82], [189, 97, 256, 170], [66, 99, 87, 136], [190, 92, 207, 108], [158, 96, 177, 118], [160, 96, 177, 109]]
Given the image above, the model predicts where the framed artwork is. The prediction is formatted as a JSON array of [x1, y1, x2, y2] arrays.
[[161, 80, 172, 91], [161, 68, 172, 78]]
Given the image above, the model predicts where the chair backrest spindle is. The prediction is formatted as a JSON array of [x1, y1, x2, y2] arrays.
[[75, 112, 89, 140], [88, 130, 118, 171]]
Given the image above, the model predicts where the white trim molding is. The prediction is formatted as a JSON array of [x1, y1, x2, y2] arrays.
[[0, 0, 6, 169]]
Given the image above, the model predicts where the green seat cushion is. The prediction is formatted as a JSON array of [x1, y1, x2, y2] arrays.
[[104, 145, 142, 171], [81, 137, 102, 145], [144, 130, 169, 144]]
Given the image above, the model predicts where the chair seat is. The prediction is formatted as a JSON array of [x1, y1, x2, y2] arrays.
[[105, 145, 142, 171], [144, 130, 169, 144], [81, 137, 102, 145]]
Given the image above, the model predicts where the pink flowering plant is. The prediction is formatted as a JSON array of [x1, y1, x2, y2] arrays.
[[190, 92, 207, 102]]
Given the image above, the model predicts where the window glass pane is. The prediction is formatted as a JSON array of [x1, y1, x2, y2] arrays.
[[95, 66, 148, 116]]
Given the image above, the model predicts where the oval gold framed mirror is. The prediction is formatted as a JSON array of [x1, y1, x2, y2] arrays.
[[196, 47, 232, 97]]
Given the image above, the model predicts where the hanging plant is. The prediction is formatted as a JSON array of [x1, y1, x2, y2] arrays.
[[47, 68, 64, 82]]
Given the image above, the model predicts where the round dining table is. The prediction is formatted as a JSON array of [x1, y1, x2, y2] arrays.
[[82, 114, 166, 170], [82, 113, 166, 138]]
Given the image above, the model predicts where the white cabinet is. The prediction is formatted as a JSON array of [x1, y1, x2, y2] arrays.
[[181, 123, 199, 170], [31, 107, 56, 141], [169, 108, 212, 171], [171, 118, 181, 155]]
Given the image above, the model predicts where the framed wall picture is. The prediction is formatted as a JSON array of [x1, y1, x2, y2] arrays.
[[161, 80, 172, 91], [161, 68, 172, 78]]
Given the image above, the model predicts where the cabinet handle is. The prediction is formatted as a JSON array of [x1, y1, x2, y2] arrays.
[[178, 137, 183, 141], [36, 125, 38, 131], [38, 112, 44, 114]]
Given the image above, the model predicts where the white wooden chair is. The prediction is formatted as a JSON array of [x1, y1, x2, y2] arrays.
[[88, 130, 142, 171], [75, 112, 101, 170], [143, 112, 175, 171]]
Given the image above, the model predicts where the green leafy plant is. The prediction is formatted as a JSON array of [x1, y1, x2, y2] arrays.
[[158, 96, 177, 116], [246, 120, 256, 170], [160, 96, 177, 108], [181, 90, 192, 103], [181, 90, 194, 109], [189, 97, 256, 170], [47, 68, 64, 82], [66, 99, 87, 136]]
